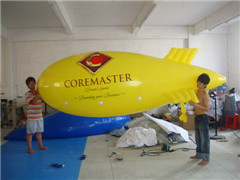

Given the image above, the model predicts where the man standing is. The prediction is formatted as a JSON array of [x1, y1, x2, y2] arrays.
[[189, 73, 210, 165], [25, 77, 48, 153]]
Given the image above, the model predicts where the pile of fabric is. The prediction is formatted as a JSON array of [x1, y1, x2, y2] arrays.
[[111, 113, 189, 148]]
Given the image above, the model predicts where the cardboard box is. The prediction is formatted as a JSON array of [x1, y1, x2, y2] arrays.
[[179, 113, 195, 130], [130, 112, 143, 119]]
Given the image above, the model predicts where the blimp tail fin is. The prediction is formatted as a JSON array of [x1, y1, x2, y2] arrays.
[[166, 89, 199, 122], [167, 89, 199, 104], [164, 48, 198, 65]]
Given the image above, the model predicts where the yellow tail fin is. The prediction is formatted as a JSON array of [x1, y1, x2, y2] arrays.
[[166, 88, 199, 122], [164, 48, 198, 65]]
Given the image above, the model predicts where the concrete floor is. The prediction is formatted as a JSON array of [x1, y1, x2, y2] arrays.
[[1, 127, 14, 145], [1, 128, 240, 180], [79, 129, 240, 180]]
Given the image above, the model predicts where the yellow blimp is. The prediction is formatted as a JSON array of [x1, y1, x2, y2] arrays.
[[38, 48, 226, 122]]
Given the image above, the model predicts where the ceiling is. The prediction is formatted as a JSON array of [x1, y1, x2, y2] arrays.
[[1, 1, 239, 34]]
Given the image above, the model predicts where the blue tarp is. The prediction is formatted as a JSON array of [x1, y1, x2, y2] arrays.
[[1, 137, 87, 180]]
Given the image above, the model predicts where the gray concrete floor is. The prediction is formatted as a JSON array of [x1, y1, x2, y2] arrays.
[[78, 129, 240, 180], [1, 127, 14, 145]]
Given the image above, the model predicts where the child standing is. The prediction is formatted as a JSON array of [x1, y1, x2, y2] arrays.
[[25, 77, 48, 153]]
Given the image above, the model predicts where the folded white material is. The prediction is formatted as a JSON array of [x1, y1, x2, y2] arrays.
[[143, 113, 189, 142], [116, 127, 157, 148]]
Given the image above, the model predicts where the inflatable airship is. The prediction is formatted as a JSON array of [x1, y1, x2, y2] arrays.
[[38, 48, 226, 122]]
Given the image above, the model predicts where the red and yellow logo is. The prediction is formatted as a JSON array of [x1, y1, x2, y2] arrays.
[[77, 52, 113, 75]]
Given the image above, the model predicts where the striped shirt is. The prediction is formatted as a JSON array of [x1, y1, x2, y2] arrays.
[[25, 91, 43, 120]]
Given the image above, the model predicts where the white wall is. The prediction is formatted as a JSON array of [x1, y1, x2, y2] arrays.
[[1, 37, 6, 98], [189, 33, 228, 78], [1, 36, 14, 100], [227, 22, 240, 93]]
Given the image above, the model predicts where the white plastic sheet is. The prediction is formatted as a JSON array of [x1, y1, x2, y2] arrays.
[[143, 113, 189, 142]]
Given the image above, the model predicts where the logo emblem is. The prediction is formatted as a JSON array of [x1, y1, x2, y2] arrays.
[[77, 52, 113, 75]]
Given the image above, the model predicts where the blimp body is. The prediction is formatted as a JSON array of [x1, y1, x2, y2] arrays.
[[38, 48, 226, 120]]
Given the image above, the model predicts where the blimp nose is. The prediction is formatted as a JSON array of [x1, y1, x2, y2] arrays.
[[206, 72, 226, 90]]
